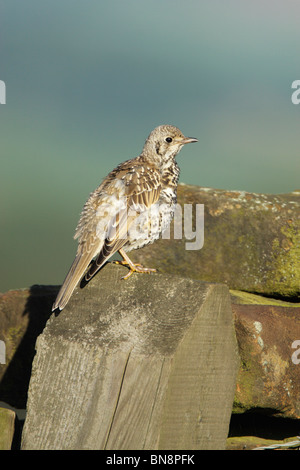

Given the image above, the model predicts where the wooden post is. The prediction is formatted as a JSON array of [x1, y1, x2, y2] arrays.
[[21, 264, 239, 450]]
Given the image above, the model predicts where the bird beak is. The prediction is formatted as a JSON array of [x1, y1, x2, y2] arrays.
[[181, 136, 198, 144]]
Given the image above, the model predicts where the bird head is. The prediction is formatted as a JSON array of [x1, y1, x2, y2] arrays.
[[142, 125, 198, 164]]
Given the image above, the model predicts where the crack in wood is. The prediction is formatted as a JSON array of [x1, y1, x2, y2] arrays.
[[103, 348, 133, 449]]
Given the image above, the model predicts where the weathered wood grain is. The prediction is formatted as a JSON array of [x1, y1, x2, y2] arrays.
[[21, 263, 239, 450]]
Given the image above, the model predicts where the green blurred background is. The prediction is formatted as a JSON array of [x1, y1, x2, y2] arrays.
[[1, 0, 300, 292]]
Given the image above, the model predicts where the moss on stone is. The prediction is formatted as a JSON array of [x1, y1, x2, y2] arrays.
[[0, 408, 15, 450], [232, 344, 263, 414], [230, 289, 300, 307], [265, 221, 300, 298]]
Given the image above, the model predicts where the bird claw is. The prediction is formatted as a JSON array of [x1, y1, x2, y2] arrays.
[[122, 266, 157, 280], [114, 260, 129, 266], [114, 260, 156, 280]]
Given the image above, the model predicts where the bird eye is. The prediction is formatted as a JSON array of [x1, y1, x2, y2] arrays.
[[165, 137, 173, 143]]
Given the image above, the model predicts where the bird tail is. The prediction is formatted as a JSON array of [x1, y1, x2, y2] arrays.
[[52, 252, 94, 312]]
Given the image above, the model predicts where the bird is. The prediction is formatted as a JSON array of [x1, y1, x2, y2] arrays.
[[52, 125, 198, 311]]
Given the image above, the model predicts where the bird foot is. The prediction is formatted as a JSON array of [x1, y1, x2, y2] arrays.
[[114, 260, 157, 280]]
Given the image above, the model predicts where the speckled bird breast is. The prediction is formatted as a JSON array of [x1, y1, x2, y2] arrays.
[[124, 161, 180, 252]]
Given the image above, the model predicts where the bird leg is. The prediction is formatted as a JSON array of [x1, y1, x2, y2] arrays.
[[115, 248, 157, 280]]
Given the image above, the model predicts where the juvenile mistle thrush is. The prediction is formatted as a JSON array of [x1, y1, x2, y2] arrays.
[[52, 125, 197, 311]]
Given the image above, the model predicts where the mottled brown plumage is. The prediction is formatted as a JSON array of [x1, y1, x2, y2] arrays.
[[52, 125, 197, 311]]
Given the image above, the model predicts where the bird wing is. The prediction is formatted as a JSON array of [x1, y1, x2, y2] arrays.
[[52, 189, 106, 311], [84, 164, 161, 280], [52, 162, 161, 311], [52, 248, 98, 311]]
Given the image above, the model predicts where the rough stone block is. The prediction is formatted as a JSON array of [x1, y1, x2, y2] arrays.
[[131, 185, 300, 299], [231, 290, 300, 418]]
